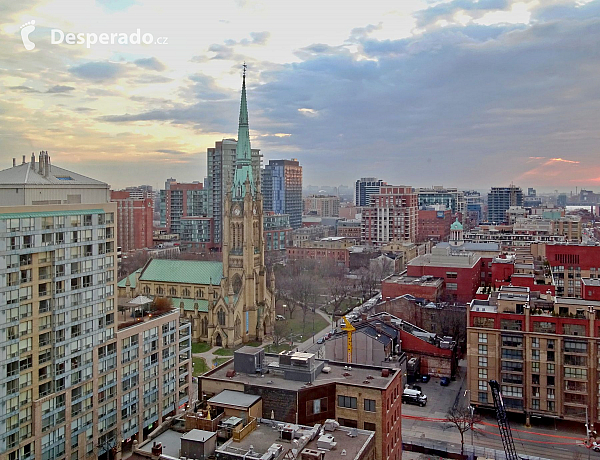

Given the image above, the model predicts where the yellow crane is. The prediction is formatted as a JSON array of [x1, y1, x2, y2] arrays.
[[341, 316, 356, 363]]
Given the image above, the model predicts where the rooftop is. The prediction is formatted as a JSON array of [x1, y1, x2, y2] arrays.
[[208, 390, 261, 409], [204, 354, 397, 391], [582, 278, 600, 287], [139, 259, 223, 285], [217, 418, 374, 460], [181, 429, 216, 442], [383, 274, 444, 287], [0, 157, 107, 187]]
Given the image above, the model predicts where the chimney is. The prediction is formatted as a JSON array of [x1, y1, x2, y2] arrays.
[[12, 158, 16, 167], [38, 152, 43, 175], [47, 154, 51, 174], [22, 155, 25, 164], [31, 153, 35, 169], [44, 152, 50, 177]]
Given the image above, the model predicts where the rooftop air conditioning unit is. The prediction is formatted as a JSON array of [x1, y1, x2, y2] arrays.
[[317, 434, 337, 450]]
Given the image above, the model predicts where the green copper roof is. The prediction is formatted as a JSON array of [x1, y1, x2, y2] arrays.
[[117, 268, 141, 289], [139, 259, 223, 285], [450, 218, 463, 231], [173, 297, 209, 312], [0, 209, 104, 219], [232, 67, 255, 200]]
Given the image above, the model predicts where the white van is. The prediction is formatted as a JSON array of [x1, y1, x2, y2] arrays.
[[402, 388, 427, 407]]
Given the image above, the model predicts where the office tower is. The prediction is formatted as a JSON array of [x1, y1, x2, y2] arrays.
[[159, 180, 207, 235], [207, 140, 262, 246], [487, 186, 523, 223], [304, 194, 340, 217], [417, 186, 465, 215], [110, 189, 154, 251], [0, 152, 117, 459], [361, 185, 418, 246], [355, 177, 386, 207], [261, 159, 303, 229], [464, 190, 484, 226]]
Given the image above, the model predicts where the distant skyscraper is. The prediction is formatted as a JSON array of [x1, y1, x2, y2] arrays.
[[487, 186, 523, 223], [262, 159, 303, 229], [111, 189, 154, 251], [159, 180, 208, 235], [355, 177, 386, 207], [206, 139, 261, 245], [417, 186, 465, 215]]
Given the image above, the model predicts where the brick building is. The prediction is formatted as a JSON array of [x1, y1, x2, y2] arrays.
[[417, 208, 453, 243], [467, 285, 600, 425], [337, 219, 362, 240], [381, 274, 444, 302], [545, 243, 600, 297], [361, 186, 418, 247], [111, 190, 154, 252], [159, 180, 207, 235], [200, 348, 403, 460], [582, 278, 600, 301], [287, 237, 352, 268], [304, 194, 340, 217]]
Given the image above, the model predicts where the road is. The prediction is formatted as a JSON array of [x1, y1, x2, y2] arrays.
[[402, 363, 595, 460]]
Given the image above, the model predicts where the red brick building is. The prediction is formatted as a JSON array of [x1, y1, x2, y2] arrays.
[[286, 245, 350, 268], [111, 190, 153, 251], [362, 185, 418, 246], [381, 274, 444, 302], [582, 278, 600, 301], [417, 209, 452, 243], [545, 243, 600, 297]]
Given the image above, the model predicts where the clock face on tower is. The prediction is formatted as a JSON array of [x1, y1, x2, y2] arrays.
[[233, 207, 241, 216]]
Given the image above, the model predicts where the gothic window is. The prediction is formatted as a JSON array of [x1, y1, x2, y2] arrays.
[[156, 286, 164, 295], [217, 309, 226, 326], [182, 288, 190, 297], [142, 286, 150, 295], [235, 316, 241, 339], [196, 289, 204, 299], [232, 274, 242, 295], [201, 317, 208, 337], [169, 287, 177, 296]]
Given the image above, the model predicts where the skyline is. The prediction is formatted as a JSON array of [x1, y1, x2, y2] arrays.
[[1, 0, 600, 190]]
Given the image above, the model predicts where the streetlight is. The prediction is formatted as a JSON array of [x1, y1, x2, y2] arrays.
[[464, 390, 474, 451], [282, 304, 287, 318]]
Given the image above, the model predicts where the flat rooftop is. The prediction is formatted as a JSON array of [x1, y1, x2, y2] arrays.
[[470, 300, 497, 313], [217, 419, 374, 460], [582, 278, 600, 287], [137, 429, 182, 458], [204, 354, 397, 391], [208, 390, 261, 408], [383, 274, 443, 287]]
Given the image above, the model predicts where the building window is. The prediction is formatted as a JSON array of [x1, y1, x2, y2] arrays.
[[531, 337, 539, 348], [307, 398, 328, 416], [217, 309, 226, 326], [479, 380, 487, 391], [338, 418, 358, 428], [364, 422, 376, 432], [547, 363, 555, 374], [532, 399, 540, 410], [548, 401, 555, 411], [478, 345, 487, 355], [547, 388, 555, 400], [478, 392, 488, 404], [478, 357, 487, 367], [478, 333, 487, 343], [338, 395, 357, 409], [447, 283, 458, 291], [478, 368, 487, 379], [531, 362, 540, 372], [364, 399, 376, 412]]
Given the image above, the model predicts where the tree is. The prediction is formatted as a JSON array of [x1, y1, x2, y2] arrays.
[[357, 267, 377, 301], [272, 319, 290, 347], [290, 271, 318, 334], [87, 428, 122, 460], [371, 255, 395, 284], [445, 406, 480, 455], [327, 268, 354, 325]]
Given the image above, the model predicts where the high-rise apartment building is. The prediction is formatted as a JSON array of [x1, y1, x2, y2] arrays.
[[206, 139, 262, 245], [487, 186, 523, 223], [159, 180, 207, 235], [261, 159, 303, 229], [355, 177, 386, 207], [110, 190, 154, 251], [361, 185, 418, 247], [303, 194, 340, 217], [417, 186, 466, 215]]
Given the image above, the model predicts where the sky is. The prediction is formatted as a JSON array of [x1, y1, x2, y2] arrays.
[[0, 0, 599, 192]]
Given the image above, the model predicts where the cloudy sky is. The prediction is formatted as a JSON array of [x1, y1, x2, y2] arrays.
[[1, 0, 599, 192]]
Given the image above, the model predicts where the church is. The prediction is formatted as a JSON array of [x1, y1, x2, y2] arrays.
[[118, 69, 275, 347]]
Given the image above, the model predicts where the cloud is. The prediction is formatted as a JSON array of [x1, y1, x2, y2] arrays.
[[133, 57, 166, 71], [69, 61, 127, 82], [155, 149, 190, 155], [247, 31, 270, 45], [546, 158, 580, 165], [9, 85, 39, 93], [46, 85, 75, 93]]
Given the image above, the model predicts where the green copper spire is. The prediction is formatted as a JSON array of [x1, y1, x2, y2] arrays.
[[232, 63, 255, 200]]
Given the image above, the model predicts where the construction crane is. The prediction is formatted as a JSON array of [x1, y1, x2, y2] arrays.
[[489, 380, 520, 460], [340, 316, 356, 363]]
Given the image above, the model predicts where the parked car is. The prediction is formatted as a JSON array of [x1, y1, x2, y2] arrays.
[[592, 441, 600, 452], [317, 337, 325, 344], [440, 377, 450, 386], [421, 374, 430, 383], [402, 388, 427, 407], [275, 315, 286, 321]]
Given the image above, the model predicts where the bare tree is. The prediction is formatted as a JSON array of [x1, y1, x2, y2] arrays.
[[357, 267, 377, 301], [327, 270, 354, 325], [272, 319, 290, 347], [446, 406, 480, 455], [371, 255, 395, 283], [291, 271, 318, 334]]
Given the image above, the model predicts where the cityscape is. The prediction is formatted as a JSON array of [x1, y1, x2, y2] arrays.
[[2, 1, 600, 460]]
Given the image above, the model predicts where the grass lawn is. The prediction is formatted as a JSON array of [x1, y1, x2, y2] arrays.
[[191, 342, 212, 354], [192, 357, 209, 376], [284, 309, 329, 339], [213, 357, 232, 367], [265, 343, 292, 353], [213, 347, 235, 356]]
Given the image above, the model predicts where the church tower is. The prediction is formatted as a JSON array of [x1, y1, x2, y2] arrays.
[[222, 65, 273, 342]]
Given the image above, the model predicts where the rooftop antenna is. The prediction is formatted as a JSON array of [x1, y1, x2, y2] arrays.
[[243, 61, 247, 77]]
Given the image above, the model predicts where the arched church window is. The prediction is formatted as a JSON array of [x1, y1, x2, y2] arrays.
[[156, 286, 164, 295], [169, 287, 177, 296], [142, 286, 150, 294], [182, 288, 190, 297], [217, 309, 226, 326], [201, 317, 208, 337], [235, 316, 241, 339]]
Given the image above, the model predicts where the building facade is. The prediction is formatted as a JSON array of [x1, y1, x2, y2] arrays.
[[417, 208, 453, 243], [303, 194, 340, 217], [546, 243, 600, 298], [206, 139, 262, 246], [487, 186, 523, 224], [263, 212, 292, 254], [262, 159, 303, 229], [417, 187, 465, 215], [355, 178, 386, 207], [361, 186, 418, 247], [159, 180, 207, 236], [110, 190, 154, 251]]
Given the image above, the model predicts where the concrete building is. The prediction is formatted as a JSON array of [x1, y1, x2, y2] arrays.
[[292, 225, 334, 247], [355, 178, 386, 207], [159, 180, 207, 236], [110, 190, 154, 251], [206, 139, 262, 246], [464, 190, 484, 228], [381, 274, 444, 302], [0, 153, 121, 460], [262, 159, 303, 229], [467, 285, 600, 425], [417, 186, 465, 215], [263, 212, 292, 254], [487, 186, 523, 224], [200, 349, 403, 460], [179, 216, 215, 253], [361, 186, 418, 247], [417, 208, 453, 243], [337, 219, 361, 240], [304, 195, 340, 217]]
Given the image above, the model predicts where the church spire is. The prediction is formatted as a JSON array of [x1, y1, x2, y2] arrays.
[[232, 62, 255, 200]]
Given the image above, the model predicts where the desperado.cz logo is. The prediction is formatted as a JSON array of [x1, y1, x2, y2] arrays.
[[19, 20, 168, 50]]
